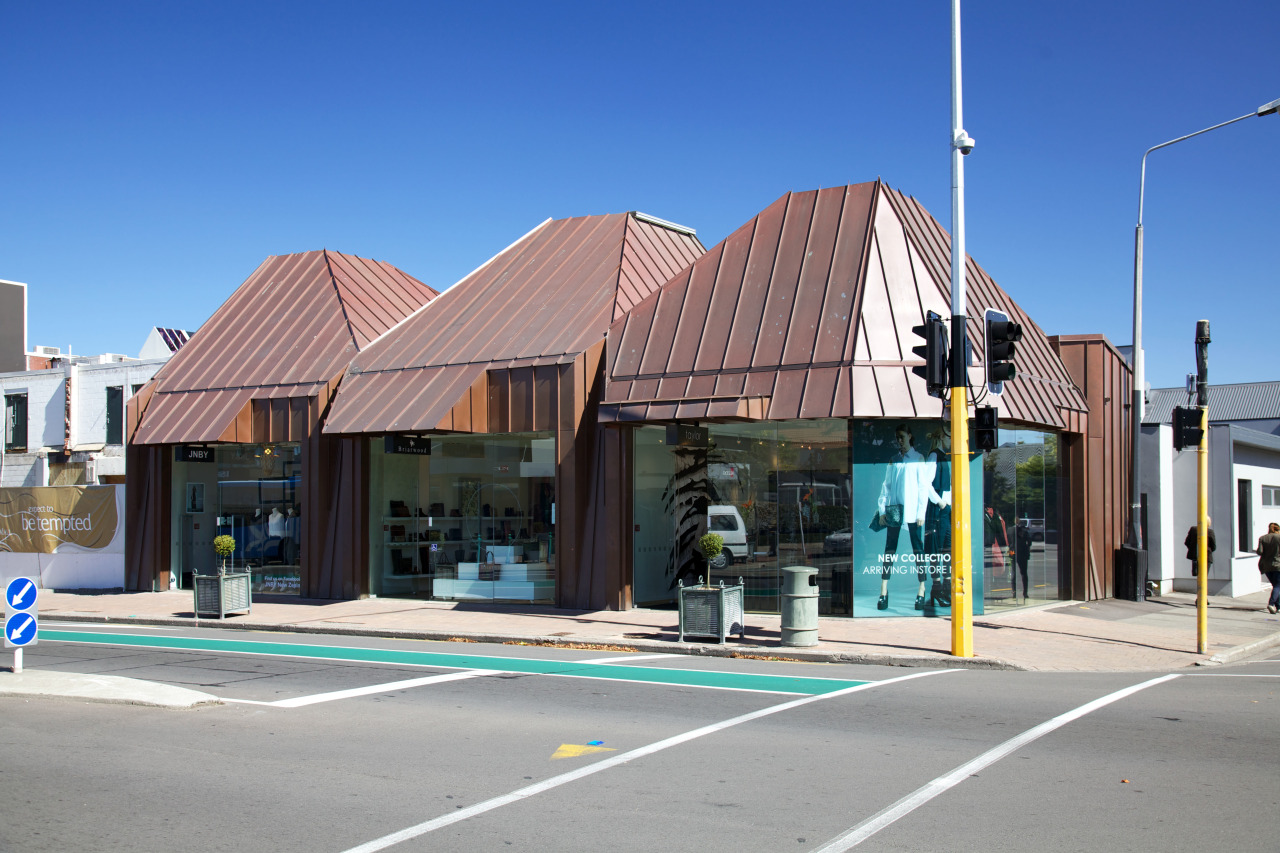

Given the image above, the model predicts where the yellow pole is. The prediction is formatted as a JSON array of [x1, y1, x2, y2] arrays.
[[1196, 405, 1209, 653], [950, 386, 972, 657]]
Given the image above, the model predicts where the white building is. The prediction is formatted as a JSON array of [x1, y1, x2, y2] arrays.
[[1142, 382, 1280, 598]]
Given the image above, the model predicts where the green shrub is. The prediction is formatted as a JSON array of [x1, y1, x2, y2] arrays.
[[698, 532, 724, 561]]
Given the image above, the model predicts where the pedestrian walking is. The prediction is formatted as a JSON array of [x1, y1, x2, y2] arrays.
[[1256, 522, 1280, 614], [1184, 518, 1216, 578]]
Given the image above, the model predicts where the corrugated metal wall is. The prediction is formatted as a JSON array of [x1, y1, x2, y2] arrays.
[[1051, 335, 1133, 600]]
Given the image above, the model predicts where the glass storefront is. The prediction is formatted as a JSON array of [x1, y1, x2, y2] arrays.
[[171, 443, 302, 594], [982, 428, 1062, 609], [633, 418, 1063, 617], [369, 432, 556, 602]]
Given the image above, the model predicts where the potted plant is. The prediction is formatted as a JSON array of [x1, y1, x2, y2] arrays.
[[678, 532, 744, 643], [213, 535, 236, 574], [698, 533, 724, 583], [195, 534, 252, 619]]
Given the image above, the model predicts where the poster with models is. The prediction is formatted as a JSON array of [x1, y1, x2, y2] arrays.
[[851, 420, 983, 617]]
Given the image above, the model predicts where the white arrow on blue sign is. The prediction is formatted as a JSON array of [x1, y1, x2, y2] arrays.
[[6, 577, 38, 611], [5, 612, 38, 647]]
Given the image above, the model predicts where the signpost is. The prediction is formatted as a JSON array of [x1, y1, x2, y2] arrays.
[[4, 576, 40, 673]]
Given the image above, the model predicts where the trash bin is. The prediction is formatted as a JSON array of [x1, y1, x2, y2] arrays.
[[780, 566, 818, 647]]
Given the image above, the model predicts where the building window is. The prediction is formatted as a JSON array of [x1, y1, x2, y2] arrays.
[[1263, 485, 1280, 507], [1239, 479, 1253, 553], [4, 393, 27, 452], [105, 386, 124, 445]]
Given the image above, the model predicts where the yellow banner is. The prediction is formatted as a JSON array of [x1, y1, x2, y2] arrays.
[[0, 487, 120, 553]]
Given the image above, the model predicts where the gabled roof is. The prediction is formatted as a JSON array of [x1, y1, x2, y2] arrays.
[[132, 250, 438, 445], [1145, 380, 1280, 425], [601, 182, 1088, 429], [323, 212, 704, 434]]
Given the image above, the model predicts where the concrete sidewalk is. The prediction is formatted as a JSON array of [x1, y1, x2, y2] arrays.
[[20, 586, 1280, 672]]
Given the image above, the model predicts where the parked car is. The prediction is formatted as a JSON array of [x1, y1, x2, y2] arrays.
[[823, 528, 852, 556], [1027, 518, 1045, 542], [707, 505, 748, 568]]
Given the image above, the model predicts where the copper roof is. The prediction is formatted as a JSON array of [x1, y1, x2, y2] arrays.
[[133, 250, 438, 445], [323, 212, 704, 434], [602, 182, 1088, 429]]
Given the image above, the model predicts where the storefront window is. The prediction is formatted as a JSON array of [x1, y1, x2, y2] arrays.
[[171, 443, 302, 594], [632, 420, 852, 615], [369, 433, 555, 602], [633, 417, 1008, 618], [982, 428, 1062, 608]]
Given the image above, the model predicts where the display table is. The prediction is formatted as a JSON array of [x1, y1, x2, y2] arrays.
[[435, 560, 553, 602]]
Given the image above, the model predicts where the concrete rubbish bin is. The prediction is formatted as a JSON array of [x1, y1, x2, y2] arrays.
[[780, 566, 818, 647]]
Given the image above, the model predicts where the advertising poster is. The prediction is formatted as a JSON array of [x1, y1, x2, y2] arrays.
[[0, 486, 126, 588], [851, 420, 983, 617]]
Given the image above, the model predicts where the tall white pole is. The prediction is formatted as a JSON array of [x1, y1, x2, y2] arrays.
[[948, 0, 975, 657]]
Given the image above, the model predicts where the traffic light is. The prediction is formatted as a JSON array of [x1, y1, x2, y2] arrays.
[[1172, 405, 1205, 451], [984, 308, 1023, 394], [911, 310, 949, 397], [975, 405, 998, 451]]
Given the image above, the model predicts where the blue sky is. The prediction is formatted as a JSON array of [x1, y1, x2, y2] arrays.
[[2, 1, 1275, 391]]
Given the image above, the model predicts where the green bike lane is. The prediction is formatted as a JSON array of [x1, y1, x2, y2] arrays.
[[41, 628, 868, 696]]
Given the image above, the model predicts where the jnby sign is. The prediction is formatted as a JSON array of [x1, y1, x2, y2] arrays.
[[175, 445, 215, 463]]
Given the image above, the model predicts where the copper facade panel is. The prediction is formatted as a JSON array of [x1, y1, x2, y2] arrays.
[[723, 195, 787, 371], [752, 190, 814, 369], [798, 366, 839, 419], [637, 269, 691, 376], [662, 263, 709, 375], [850, 366, 883, 417], [821, 184, 875, 365], [781, 188, 842, 366], [690, 233, 744, 374]]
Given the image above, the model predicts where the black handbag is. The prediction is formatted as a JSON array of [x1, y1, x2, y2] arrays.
[[869, 512, 885, 533]]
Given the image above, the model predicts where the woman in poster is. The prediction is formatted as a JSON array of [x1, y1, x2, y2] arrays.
[[875, 424, 933, 610], [922, 424, 952, 607]]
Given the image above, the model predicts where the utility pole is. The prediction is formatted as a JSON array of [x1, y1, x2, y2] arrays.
[[1195, 320, 1210, 653], [948, 0, 976, 657]]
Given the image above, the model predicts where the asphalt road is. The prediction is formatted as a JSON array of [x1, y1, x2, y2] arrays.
[[2, 623, 1277, 852]]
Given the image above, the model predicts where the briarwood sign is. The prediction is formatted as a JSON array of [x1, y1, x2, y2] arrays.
[[0, 487, 120, 553]]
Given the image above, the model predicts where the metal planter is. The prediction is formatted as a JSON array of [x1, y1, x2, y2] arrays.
[[677, 578, 745, 644], [194, 573, 253, 619]]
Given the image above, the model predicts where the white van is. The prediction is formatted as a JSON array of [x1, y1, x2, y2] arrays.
[[707, 505, 748, 568]]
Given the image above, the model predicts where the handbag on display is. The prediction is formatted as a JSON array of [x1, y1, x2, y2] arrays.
[[869, 512, 885, 533], [884, 504, 904, 527]]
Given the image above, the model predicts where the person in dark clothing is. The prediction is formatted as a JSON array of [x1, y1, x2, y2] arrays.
[[1256, 522, 1280, 614], [1014, 517, 1033, 604], [1184, 518, 1216, 577]]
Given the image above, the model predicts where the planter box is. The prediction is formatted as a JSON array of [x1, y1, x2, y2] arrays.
[[678, 581, 745, 644], [194, 573, 253, 619]]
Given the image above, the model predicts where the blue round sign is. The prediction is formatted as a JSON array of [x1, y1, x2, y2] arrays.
[[5, 577, 37, 612], [4, 612, 37, 647]]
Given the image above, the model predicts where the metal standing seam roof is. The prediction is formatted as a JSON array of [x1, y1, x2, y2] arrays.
[[322, 212, 705, 435], [601, 181, 1088, 429], [1144, 380, 1280, 425], [132, 250, 439, 445]]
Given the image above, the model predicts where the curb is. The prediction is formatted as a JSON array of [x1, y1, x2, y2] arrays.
[[1201, 629, 1280, 666]]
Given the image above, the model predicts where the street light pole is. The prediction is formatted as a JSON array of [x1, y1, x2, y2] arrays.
[[949, 0, 976, 657], [1128, 97, 1279, 552]]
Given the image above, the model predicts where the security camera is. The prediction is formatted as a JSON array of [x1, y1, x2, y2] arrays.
[[955, 132, 976, 155]]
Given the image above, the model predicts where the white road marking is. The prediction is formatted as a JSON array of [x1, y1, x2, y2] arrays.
[[810, 673, 1181, 852], [1191, 672, 1280, 677], [222, 669, 509, 707], [338, 668, 962, 853], [575, 653, 677, 664]]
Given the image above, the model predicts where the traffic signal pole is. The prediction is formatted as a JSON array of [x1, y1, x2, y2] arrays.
[[1195, 320, 1211, 653], [948, 0, 974, 657]]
